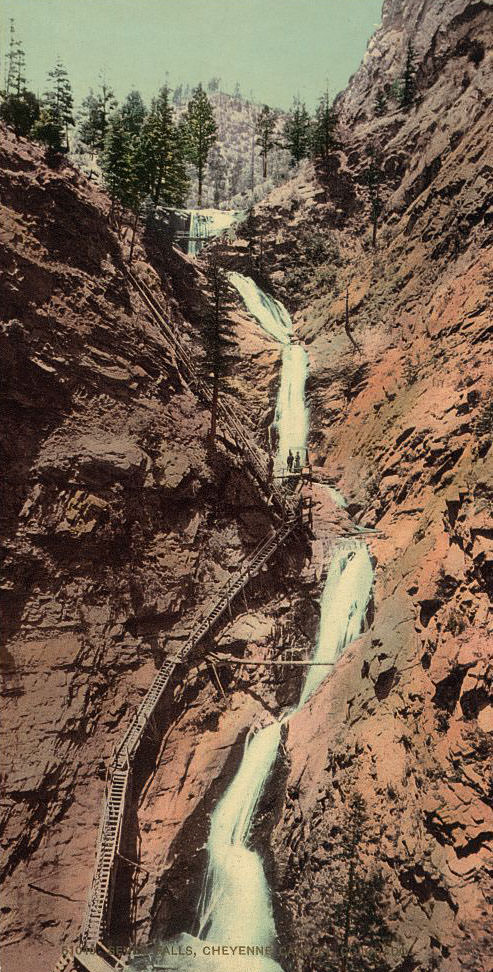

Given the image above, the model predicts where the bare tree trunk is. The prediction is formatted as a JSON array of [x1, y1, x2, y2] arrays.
[[210, 376, 219, 444], [198, 161, 203, 207], [345, 287, 359, 351], [129, 209, 139, 264]]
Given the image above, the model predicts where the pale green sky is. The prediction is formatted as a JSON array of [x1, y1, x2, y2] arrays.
[[1, 0, 382, 110]]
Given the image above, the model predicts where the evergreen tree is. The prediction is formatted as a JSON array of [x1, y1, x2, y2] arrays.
[[183, 83, 217, 206], [400, 41, 417, 108], [44, 60, 74, 149], [242, 207, 265, 275], [208, 145, 227, 206], [374, 88, 387, 117], [312, 88, 339, 159], [332, 794, 394, 972], [284, 98, 311, 165], [173, 84, 183, 106], [126, 134, 149, 261], [32, 107, 65, 159], [256, 104, 277, 179], [208, 77, 220, 93], [364, 144, 384, 247], [0, 19, 39, 137], [139, 86, 188, 207], [79, 78, 117, 152], [199, 250, 239, 444], [101, 115, 132, 225], [294, 793, 395, 972], [1, 90, 39, 137], [120, 89, 146, 137], [5, 18, 26, 95]]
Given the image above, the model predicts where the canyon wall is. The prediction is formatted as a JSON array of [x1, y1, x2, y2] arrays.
[[1, 0, 492, 970]]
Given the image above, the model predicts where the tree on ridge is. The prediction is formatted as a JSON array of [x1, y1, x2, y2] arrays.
[[198, 249, 239, 445], [183, 83, 217, 206], [256, 104, 277, 179], [284, 97, 311, 165], [44, 60, 74, 149]]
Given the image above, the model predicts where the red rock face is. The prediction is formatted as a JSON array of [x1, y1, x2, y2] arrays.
[[2, 1, 492, 970], [219, 2, 492, 969], [0, 129, 295, 970]]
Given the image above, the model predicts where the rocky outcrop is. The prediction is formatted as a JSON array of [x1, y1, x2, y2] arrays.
[[0, 129, 303, 971], [2, 0, 492, 969], [219, 2, 492, 969]]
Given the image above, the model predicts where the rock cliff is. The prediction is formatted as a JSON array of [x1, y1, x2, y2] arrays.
[[1, 0, 492, 970], [221, 1, 492, 969]]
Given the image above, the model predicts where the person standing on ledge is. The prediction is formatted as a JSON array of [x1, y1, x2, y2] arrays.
[[294, 451, 301, 473], [287, 449, 294, 472]]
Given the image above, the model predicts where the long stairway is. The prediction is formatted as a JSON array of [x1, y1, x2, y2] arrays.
[[79, 513, 301, 953], [76, 267, 305, 956]]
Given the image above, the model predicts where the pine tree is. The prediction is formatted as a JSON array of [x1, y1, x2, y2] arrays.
[[312, 89, 339, 160], [126, 134, 149, 261], [79, 78, 117, 152], [44, 60, 74, 149], [5, 19, 17, 94], [400, 41, 417, 109], [183, 83, 217, 206], [256, 104, 277, 180], [1, 90, 39, 138], [374, 88, 387, 117], [32, 107, 65, 159], [139, 86, 188, 207], [121, 89, 146, 137], [5, 18, 26, 96], [364, 144, 384, 247], [1, 19, 39, 137], [242, 206, 256, 273], [199, 250, 239, 444], [208, 145, 227, 206], [332, 794, 394, 972], [284, 98, 311, 165], [101, 115, 132, 225]]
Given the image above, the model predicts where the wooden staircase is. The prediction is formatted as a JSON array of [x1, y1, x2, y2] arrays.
[[79, 513, 301, 952], [74, 267, 307, 955]]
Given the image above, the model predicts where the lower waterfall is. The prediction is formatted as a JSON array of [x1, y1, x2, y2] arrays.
[[134, 267, 373, 972]]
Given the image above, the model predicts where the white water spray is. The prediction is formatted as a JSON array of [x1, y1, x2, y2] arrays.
[[228, 273, 308, 469], [142, 223, 374, 972], [188, 210, 244, 256]]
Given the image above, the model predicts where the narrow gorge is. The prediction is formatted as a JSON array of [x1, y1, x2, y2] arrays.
[[1, 2, 492, 972]]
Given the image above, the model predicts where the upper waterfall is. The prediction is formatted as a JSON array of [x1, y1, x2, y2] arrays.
[[228, 273, 308, 469], [228, 273, 292, 345], [188, 209, 244, 256]]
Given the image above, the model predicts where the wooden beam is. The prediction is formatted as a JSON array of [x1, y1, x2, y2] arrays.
[[208, 654, 334, 667]]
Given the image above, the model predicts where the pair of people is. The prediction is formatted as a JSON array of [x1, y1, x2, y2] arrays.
[[287, 449, 301, 473]]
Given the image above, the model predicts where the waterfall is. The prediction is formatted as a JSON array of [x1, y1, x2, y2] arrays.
[[188, 209, 244, 256], [194, 542, 373, 970], [227, 273, 292, 344], [135, 264, 374, 972], [228, 273, 308, 470]]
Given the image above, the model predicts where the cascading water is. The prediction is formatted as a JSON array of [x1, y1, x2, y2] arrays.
[[134, 247, 373, 972], [188, 210, 245, 256], [228, 273, 309, 470]]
